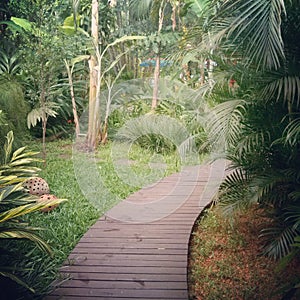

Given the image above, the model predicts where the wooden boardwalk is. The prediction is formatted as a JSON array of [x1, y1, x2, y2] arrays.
[[45, 160, 226, 300]]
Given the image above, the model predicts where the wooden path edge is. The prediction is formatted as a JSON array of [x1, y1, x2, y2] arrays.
[[45, 159, 227, 300]]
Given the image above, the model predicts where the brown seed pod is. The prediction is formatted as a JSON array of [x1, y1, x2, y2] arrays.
[[38, 194, 58, 212], [23, 177, 50, 196]]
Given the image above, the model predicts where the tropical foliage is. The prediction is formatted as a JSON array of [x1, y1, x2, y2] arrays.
[[0, 0, 299, 298], [0, 131, 65, 296], [203, 0, 300, 264], [0, 76, 29, 150]]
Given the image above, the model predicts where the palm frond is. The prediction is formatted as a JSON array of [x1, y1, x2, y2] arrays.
[[251, 173, 291, 207], [260, 225, 298, 259], [284, 116, 300, 146], [115, 114, 191, 153], [293, 235, 300, 248], [235, 130, 271, 157], [217, 168, 255, 215], [178, 134, 199, 164], [27, 102, 59, 129], [129, 0, 153, 19], [206, 99, 246, 151], [0, 182, 24, 203], [262, 74, 300, 107], [3, 130, 13, 164], [0, 51, 21, 76], [284, 205, 300, 231], [210, 0, 286, 70], [0, 132, 41, 178]]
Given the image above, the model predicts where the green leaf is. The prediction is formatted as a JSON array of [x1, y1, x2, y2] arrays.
[[0, 227, 52, 255], [0, 199, 66, 223], [27, 108, 43, 128], [0, 271, 35, 293], [190, 0, 210, 18], [104, 35, 146, 53], [0, 20, 25, 34], [71, 55, 90, 66], [11, 17, 33, 32], [60, 25, 89, 37], [4, 131, 14, 164]]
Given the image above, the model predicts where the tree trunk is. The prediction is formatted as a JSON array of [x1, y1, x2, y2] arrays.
[[87, 0, 99, 151], [87, 55, 97, 149], [151, 1, 165, 110], [152, 54, 160, 109], [64, 60, 80, 137], [42, 118, 47, 165]]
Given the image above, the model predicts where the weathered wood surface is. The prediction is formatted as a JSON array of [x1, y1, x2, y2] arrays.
[[45, 160, 226, 300]]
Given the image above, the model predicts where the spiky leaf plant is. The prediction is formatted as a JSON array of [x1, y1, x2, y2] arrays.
[[0, 131, 65, 294]]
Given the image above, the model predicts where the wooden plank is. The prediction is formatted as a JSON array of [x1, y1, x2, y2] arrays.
[[60, 266, 187, 275], [78, 236, 188, 242], [77, 238, 189, 244], [91, 222, 193, 228], [67, 253, 186, 262], [58, 279, 187, 289], [73, 243, 188, 250], [63, 273, 186, 282], [71, 248, 187, 255], [63, 258, 187, 268], [82, 231, 188, 238], [49, 287, 188, 299]]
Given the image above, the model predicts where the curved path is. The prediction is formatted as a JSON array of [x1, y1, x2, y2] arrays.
[[45, 159, 226, 300]]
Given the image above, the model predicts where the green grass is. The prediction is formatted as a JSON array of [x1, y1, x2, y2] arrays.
[[14, 138, 183, 299]]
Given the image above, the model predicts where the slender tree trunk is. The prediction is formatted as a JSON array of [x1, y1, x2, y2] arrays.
[[134, 47, 139, 78], [64, 60, 80, 137], [93, 41, 102, 148], [151, 1, 166, 110], [152, 54, 160, 109], [171, 2, 177, 31], [87, 0, 99, 150], [39, 59, 47, 162], [88, 56, 97, 149], [42, 118, 47, 165]]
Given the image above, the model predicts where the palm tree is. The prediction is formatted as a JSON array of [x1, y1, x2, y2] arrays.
[[203, 0, 300, 263]]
